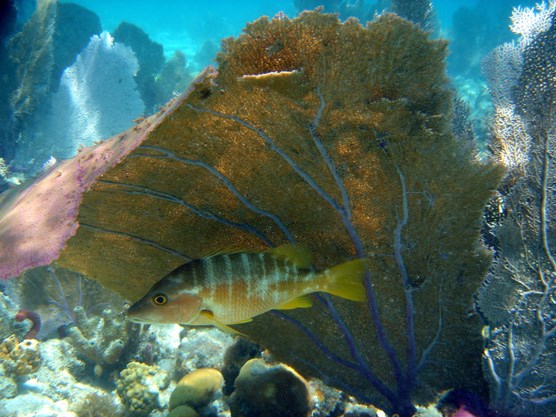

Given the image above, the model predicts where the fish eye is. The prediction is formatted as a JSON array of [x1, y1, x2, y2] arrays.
[[152, 293, 168, 306]]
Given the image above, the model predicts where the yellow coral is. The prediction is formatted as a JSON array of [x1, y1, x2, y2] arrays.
[[116, 361, 170, 416], [0, 335, 40, 377], [169, 368, 223, 411]]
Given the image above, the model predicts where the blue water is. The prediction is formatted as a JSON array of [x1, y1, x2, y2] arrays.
[[61, 0, 536, 70]]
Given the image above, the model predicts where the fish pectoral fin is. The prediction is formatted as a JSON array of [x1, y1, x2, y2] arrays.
[[266, 244, 314, 269], [231, 318, 253, 324], [275, 295, 313, 310], [200, 310, 246, 336]]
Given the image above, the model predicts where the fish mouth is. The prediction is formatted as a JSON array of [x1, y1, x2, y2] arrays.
[[126, 310, 154, 324]]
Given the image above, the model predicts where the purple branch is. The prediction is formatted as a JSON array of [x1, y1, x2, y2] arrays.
[[136, 146, 295, 243], [394, 166, 417, 389], [79, 223, 191, 260], [186, 96, 410, 409], [272, 310, 397, 404], [99, 180, 274, 246]]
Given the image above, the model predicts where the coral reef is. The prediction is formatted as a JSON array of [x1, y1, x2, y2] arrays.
[[6, 265, 128, 339], [0, 85, 182, 279], [168, 368, 223, 411], [221, 338, 261, 395], [19, 30, 145, 162], [116, 361, 170, 416], [177, 328, 233, 378], [15, 310, 41, 339], [6, 0, 100, 162], [0, 335, 40, 377], [154, 50, 193, 108], [66, 305, 137, 374], [480, 3, 556, 416], [0, 292, 31, 341], [0, 11, 502, 416], [229, 358, 311, 417]]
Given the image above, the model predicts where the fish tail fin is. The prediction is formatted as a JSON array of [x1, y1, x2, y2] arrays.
[[322, 259, 367, 302]]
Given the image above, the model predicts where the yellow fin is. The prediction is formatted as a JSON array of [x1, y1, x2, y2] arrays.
[[276, 295, 313, 310], [266, 244, 313, 269], [322, 259, 367, 302], [200, 310, 245, 336]]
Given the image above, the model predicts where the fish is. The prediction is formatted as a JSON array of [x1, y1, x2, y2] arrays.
[[127, 244, 368, 333]]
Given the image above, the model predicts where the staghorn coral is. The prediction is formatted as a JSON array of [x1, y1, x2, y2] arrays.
[[0, 12, 501, 416], [480, 3, 556, 416]]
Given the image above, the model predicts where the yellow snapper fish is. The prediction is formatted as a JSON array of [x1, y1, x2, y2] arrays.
[[127, 244, 367, 333]]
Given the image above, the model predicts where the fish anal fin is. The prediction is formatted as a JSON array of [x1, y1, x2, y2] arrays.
[[200, 310, 245, 336], [323, 259, 367, 302], [276, 295, 313, 310], [266, 244, 313, 269]]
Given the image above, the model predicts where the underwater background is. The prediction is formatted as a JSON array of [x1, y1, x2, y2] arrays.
[[0, 0, 555, 416]]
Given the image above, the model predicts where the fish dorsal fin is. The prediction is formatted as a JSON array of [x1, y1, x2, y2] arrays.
[[266, 244, 313, 269], [276, 295, 313, 310]]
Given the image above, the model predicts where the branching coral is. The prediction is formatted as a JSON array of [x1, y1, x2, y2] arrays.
[[480, 3, 556, 416], [67, 305, 138, 374]]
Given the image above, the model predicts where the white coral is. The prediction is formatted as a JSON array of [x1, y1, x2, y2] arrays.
[[510, 1, 556, 44], [16, 31, 145, 166]]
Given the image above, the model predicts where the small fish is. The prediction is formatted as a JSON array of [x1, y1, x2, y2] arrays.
[[127, 244, 367, 333]]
